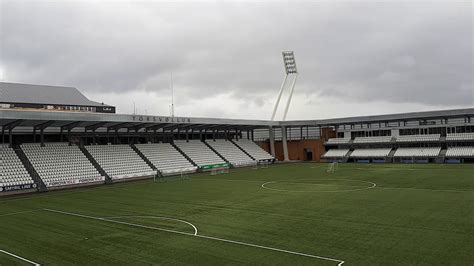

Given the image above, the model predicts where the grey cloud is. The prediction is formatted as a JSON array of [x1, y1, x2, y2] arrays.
[[0, 0, 472, 108]]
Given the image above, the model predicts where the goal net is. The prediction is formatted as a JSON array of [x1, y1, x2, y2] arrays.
[[326, 162, 339, 173], [252, 161, 271, 170], [210, 167, 229, 176]]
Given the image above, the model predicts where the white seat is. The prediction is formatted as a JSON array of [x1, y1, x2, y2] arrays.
[[393, 147, 441, 157], [232, 139, 274, 161], [322, 149, 349, 158], [174, 140, 226, 167], [205, 139, 255, 167], [1, 145, 34, 190], [135, 143, 197, 176], [85, 144, 156, 180], [20, 143, 105, 187]]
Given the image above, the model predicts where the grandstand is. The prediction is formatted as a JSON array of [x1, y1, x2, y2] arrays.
[[174, 140, 228, 169], [21, 143, 104, 188], [325, 137, 351, 145], [0, 81, 472, 193], [396, 134, 440, 143], [353, 136, 393, 144], [233, 139, 274, 162], [446, 132, 474, 141], [322, 149, 350, 159], [350, 148, 392, 158], [0, 144, 35, 192], [205, 139, 256, 167], [85, 144, 156, 180], [134, 143, 197, 176], [394, 147, 441, 158], [446, 146, 474, 158]]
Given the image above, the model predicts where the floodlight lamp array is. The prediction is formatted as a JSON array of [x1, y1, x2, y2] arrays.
[[282, 51, 297, 74]]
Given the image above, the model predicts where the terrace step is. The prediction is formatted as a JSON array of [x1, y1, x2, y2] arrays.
[[203, 140, 231, 166], [79, 145, 112, 184], [171, 142, 197, 167], [14, 146, 47, 192], [131, 144, 162, 178], [230, 139, 256, 160]]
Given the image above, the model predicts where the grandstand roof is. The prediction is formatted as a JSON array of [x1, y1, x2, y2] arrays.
[[0, 82, 112, 107], [0, 107, 472, 132], [281, 108, 474, 126]]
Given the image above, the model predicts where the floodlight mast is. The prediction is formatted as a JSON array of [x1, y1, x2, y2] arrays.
[[170, 72, 175, 117], [270, 51, 298, 121]]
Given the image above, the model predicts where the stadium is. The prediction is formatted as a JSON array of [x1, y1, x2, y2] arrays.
[[1, 1, 473, 265], [1, 79, 473, 265]]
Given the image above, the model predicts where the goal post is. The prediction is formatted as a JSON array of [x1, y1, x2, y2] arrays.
[[210, 167, 229, 176], [209, 163, 230, 176], [327, 162, 338, 173]]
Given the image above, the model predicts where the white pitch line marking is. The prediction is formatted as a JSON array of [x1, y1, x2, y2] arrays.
[[0, 249, 40, 265], [43, 209, 196, 237], [43, 208, 344, 265], [0, 209, 42, 217], [375, 186, 473, 193], [102, 215, 198, 235], [261, 179, 376, 193]]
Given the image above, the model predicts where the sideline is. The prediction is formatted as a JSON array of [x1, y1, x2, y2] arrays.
[[0, 249, 40, 265], [0, 209, 42, 217]]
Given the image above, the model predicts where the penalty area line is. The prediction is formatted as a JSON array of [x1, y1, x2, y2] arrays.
[[42, 208, 344, 265], [0, 249, 40, 266]]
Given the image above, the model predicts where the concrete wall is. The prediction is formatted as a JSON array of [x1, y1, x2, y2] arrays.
[[257, 139, 326, 162]]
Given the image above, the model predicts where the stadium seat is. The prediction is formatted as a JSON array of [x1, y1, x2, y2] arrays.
[[174, 140, 226, 167], [322, 149, 349, 158], [205, 139, 256, 167], [0, 145, 34, 188], [353, 136, 393, 144], [393, 147, 441, 157], [350, 148, 392, 157], [325, 138, 351, 145], [446, 133, 474, 141], [85, 144, 156, 180], [445, 146, 474, 157], [232, 139, 274, 162], [135, 143, 197, 176], [396, 134, 440, 143], [20, 143, 105, 187]]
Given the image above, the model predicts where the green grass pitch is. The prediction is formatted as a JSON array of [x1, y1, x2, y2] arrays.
[[1, 163, 473, 265]]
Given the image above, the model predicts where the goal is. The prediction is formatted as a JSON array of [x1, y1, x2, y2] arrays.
[[210, 167, 229, 176], [252, 161, 271, 170], [326, 162, 339, 173]]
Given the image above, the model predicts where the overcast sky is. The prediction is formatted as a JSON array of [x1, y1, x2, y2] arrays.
[[0, 0, 472, 120]]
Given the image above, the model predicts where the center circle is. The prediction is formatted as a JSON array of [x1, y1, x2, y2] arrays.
[[261, 179, 376, 193]]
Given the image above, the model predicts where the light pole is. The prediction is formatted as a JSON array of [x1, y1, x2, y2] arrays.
[[271, 51, 298, 121]]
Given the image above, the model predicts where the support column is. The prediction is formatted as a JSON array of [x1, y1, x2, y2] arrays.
[[40, 129, 45, 147], [281, 126, 289, 161], [9, 129, 13, 148], [269, 127, 276, 158]]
